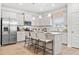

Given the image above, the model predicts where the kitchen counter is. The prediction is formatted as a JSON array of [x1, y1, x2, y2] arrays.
[[44, 31, 61, 35], [44, 31, 62, 55], [32, 31, 62, 55], [17, 30, 30, 42], [17, 31, 25, 42], [17, 31, 62, 55], [51, 32, 62, 55]]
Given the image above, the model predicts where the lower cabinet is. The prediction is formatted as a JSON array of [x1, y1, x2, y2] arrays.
[[62, 32, 68, 44], [53, 34, 62, 55], [17, 31, 25, 42]]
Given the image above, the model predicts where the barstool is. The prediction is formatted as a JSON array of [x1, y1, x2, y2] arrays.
[[30, 31, 38, 54], [37, 32, 53, 55], [24, 31, 31, 48]]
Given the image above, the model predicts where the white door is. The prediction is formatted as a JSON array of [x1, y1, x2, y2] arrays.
[[71, 13, 79, 48], [68, 4, 79, 48]]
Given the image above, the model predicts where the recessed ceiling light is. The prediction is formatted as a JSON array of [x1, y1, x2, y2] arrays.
[[40, 9, 43, 11], [39, 15, 42, 19], [19, 3, 23, 5], [32, 17, 35, 20], [48, 13, 51, 17], [51, 4, 55, 7]]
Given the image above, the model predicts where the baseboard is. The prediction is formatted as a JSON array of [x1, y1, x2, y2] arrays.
[[17, 40, 25, 43], [62, 43, 67, 46], [1, 43, 17, 46]]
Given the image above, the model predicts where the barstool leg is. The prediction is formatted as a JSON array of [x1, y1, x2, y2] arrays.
[[34, 40, 36, 54], [52, 40, 53, 55], [36, 39, 39, 54], [43, 42, 46, 55], [24, 37, 28, 48], [24, 39, 26, 48], [28, 38, 31, 49]]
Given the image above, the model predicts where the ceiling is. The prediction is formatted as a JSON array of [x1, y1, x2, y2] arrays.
[[2, 3, 66, 13]]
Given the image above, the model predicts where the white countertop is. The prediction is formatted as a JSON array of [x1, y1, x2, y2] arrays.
[[50, 32, 61, 34], [44, 31, 61, 35]]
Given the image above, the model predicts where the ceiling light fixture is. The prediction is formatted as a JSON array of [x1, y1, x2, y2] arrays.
[[32, 3, 35, 5], [39, 15, 42, 19], [48, 13, 52, 17], [32, 17, 35, 20], [40, 9, 43, 11], [51, 4, 55, 7]]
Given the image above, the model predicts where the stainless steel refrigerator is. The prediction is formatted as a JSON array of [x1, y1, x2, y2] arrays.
[[2, 18, 17, 45]]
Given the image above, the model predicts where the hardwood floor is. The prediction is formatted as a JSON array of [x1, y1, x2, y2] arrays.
[[0, 43, 34, 55], [61, 45, 79, 55], [0, 42, 79, 55]]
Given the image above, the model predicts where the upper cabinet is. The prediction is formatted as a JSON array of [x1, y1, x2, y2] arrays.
[[36, 15, 53, 26], [2, 7, 24, 25], [16, 14, 24, 25], [2, 11, 16, 18]]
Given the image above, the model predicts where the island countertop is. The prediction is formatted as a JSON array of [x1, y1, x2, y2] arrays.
[[44, 31, 61, 35]]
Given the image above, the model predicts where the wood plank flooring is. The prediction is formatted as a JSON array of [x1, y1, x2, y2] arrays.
[[0, 42, 79, 55]]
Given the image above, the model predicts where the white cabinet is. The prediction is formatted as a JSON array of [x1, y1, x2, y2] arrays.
[[16, 14, 24, 25], [2, 7, 24, 25], [62, 32, 68, 44], [17, 31, 25, 42], [2, 11, 16, 18], [53, 34, 62, 55], [38, 16, 51, 26]]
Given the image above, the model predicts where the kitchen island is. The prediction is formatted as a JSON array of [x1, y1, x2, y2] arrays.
[[24, 31, 62, 55], [49, 32, 62, 55]]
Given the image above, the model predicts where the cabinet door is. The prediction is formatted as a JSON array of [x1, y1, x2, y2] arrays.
[[2, 11, 16, 18], [17, 32, 25, 41], [16, 14, 24, 25], [62, 33, 68, 44], [9, 12, 16, 18], [53, 35, 62, 55]]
